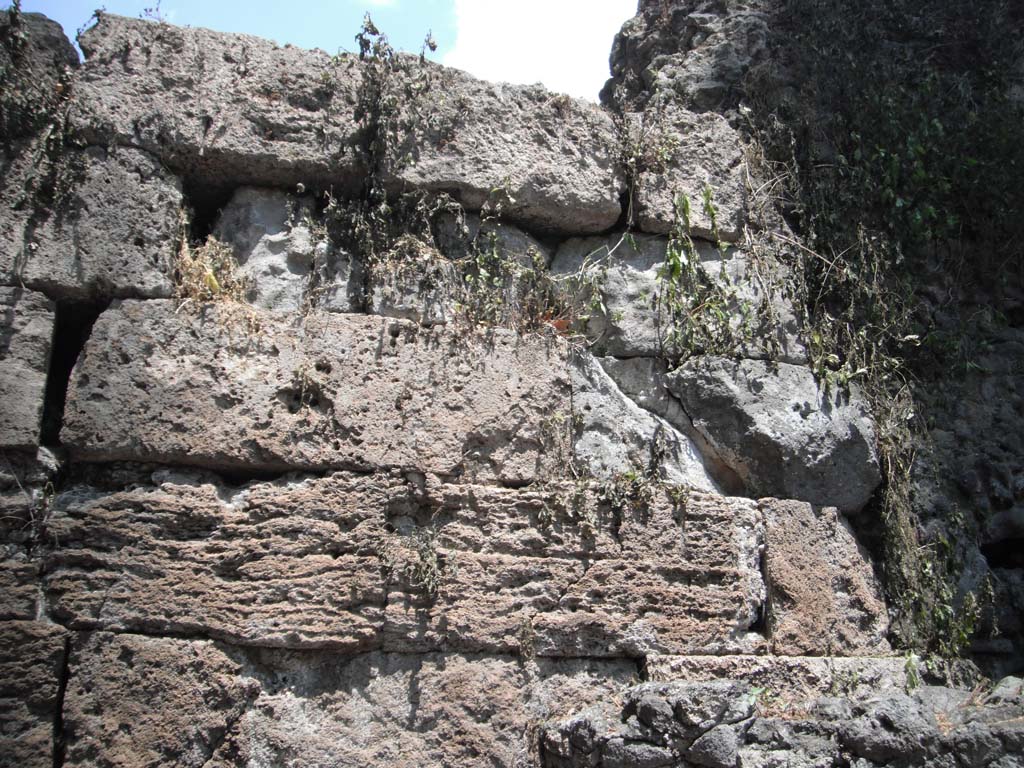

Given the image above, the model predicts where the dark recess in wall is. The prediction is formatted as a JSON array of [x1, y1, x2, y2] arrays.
[[40, 300, 108, 446]]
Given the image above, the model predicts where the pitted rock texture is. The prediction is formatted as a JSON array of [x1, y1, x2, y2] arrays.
[[42, 471, 769, 657], [550, 233, 805, 362], [387, 61, 624, 234], [667, 356, 881, 512], [0, 621, 69, 768], [0, 145, 183, 300], [630, 107, 747, 242], [762, 499, 890, 656], [71, 14, 623, 235], [541, 677, 1024, 768], [570, 352, 721, 493], [61, 301, 570, 484], [0, 287, 54, 449], [213, 186, 319, 312], [0, 10, 78, 141], [602, 0, 773, 112], [72, 13, 364, 193], [62, 631, 636, 768], [644, 654, 910, 698]]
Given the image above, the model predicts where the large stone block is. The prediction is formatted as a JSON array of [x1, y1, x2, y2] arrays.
[[550, 233, 805, 362], [71, 14, 623, 234], [62, 631, 259, 768], [666, 357, 880, 512], [62, 631, 634, 768], [45, 472, 395, 650], [0, 10, 78, 141], [0, 287, 54, 449], [1, 145, 183, 300], [61, 301, 571, 483], [0, 621, 68, 768], [71, 13, 364, 193], [385, 487, 765, 657], [761, 498, 890, 656], [632, 107, 747, 242], [387, 62, 624, 234]]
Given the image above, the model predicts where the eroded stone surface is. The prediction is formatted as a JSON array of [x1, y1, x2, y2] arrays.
[[63, 631, 636, 768], [0, 287, 54, 449], [72, 13, 364, 193], [1, 143, 182, 303], [71, 14, 622, 235], [541, 675, 1024, 768], [550, 233, 804, 362], [388, 61, 623, 234], [645, 655, 908, 700], [62, 301, 571, 483], [63, 631, 259, 768], [632, 107, 747, 242], [666, 357, 880, 511], [762, 498, 890, 656], [570, 351, 720, 492], [213, 186, 319, 311], [43, 470, 766, 657], [0, 621, 68, 768]]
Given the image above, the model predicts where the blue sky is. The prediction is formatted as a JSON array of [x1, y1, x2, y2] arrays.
[[19, 0, 636, 100]]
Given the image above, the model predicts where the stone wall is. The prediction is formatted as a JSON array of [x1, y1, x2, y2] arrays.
[[0, 6, 1021, 768]]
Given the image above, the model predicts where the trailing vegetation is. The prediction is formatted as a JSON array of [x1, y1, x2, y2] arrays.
[[742, 0, 1023, 657]]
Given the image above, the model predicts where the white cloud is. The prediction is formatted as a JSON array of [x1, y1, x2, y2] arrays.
[[443, 0, 636, 101], [366, 0, 397, 6]]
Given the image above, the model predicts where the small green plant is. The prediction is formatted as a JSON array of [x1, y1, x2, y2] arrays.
[[380, 526, 455, 598]]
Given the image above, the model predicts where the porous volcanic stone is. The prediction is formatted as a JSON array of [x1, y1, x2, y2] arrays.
[[71, 14, 623, 234], [61, 301, 570, 483], [666, 356, 880, 511], [62, 631, 259, 768], [570, 351, 720, 492], [4, 146, 183, 300], [44, 470, 766, 657], [632, 107, 747, 242], [0, 621, 68, 768], [62, 630, 634, 768], [71, 13, 364, 192], [213, 186, 319, 311], [0, 287, 54, 449], [762, 498, 890, 656], [550, 233, 805, 362], [386, 61, 624, 234]]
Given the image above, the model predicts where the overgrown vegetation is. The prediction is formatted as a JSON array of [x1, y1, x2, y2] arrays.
[[1, 0, 79, 210], [742, 0, 1024, 657]]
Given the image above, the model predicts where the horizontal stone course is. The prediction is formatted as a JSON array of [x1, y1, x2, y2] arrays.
[[61, 301, 571, 484], [70, 13, 623, 235]]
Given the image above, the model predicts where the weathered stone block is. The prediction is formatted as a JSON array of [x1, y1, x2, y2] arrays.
[[1, 145, 183, 300], [761, 498, 890, 656], [667, 357, 880, 512], [550, 233, 805, 362], [62, 632, 635, 768], [71, 14, 623, 234], [0, 287, 54, 449], [62, 301, 571, 483], [633, 107, 747, 242], [0, 621, 68, 768], [571, 351, 720, 492], [644, 655, 909, 700], [388, 63, 624, 234], [71, 13, 364, 192], [62, 631, 258, 768], [45, 472, 394, 650]]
